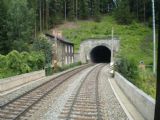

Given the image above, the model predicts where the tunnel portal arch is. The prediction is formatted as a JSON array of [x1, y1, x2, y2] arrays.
[[90, 45, 111, 63], [79, 39, 119, 63]]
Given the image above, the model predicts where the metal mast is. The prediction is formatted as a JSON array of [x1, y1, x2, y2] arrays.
[[152, 0, 156, 74]]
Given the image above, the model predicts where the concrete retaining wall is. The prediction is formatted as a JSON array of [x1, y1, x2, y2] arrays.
[[114, 72, 155, 120], [0, 70, 45, 93], [74, 53, 80, 63]]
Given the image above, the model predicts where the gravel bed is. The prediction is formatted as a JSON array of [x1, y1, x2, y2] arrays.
[[29, 65, 96, 120], [0, 65, 86, 106], [99, 65, 129, 120]]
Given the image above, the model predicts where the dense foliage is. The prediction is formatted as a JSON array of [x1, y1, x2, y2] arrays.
[[0, 50, 44, 79], [116, 56, 156, 98], [114, 0, 133, 24], [114, 0, 159, 25], [0, 0, 9, 54], [7, 0, 35, 52], [33, 34, 52, 65], [116, 57, 138, 83]]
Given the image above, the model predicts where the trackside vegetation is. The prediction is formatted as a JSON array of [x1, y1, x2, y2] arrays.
[[0, 50, 45, 79]]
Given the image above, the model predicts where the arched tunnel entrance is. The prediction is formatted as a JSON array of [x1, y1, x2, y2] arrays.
[[90, 45, 111, 63]]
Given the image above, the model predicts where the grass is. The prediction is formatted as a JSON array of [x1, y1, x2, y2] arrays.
[[137, 68, 156, 98], [60, 15, 156, 98]]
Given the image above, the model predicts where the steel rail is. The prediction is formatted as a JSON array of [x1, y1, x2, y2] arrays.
[[0, 64, 92, 120]]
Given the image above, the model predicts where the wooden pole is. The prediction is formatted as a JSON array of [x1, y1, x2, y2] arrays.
[[111, 27, 114, 62]]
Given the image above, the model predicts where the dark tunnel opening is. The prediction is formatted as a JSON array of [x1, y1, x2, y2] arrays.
[[90, 46, 111, 63]]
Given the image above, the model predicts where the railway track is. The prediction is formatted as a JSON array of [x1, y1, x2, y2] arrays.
[[0, 64, 92, 120], [59, 64, 104, 120]]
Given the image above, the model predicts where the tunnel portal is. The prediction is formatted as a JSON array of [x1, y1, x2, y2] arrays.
[[90, 45, 111, 63]]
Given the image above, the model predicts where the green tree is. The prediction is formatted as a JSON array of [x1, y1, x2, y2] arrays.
[[114, 0, 133, 24], [79, 0, 89, 19], [33, 34, 52, 65], [49, 0, 64, 25], [67, 0, 75, 20], [7, 0, 35, 52], [0, 0, 10, 54]]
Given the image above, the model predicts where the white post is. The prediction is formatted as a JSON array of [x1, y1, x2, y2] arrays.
[[111, 27, 114, 62], [152, 0, 156, 74]]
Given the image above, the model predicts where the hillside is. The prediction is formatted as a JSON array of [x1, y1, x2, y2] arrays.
[[56, 16, 156, 98], [59, 16, 153, 64]]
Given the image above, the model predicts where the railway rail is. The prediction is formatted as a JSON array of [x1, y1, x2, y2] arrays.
[[0, 64, 92, 120], [59, 64, 104, 120]]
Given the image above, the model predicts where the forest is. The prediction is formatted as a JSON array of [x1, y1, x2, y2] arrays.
[[0, 0, 159, 55], [0, 0, 159, 97]]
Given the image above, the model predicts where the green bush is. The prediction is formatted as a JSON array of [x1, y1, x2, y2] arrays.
[[0, 54, 7, 68], [29, 52, 45, 70], [20, 63, 31, 73], [33, 34, 52, 65], [6, 50, 22, 72], [116, 57, 138, 83], [0, 50, 45, 78], [21, 52, 30, 63]]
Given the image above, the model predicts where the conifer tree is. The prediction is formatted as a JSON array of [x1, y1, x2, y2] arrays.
[[114, 0, 133, 24], [0, 0, 9, 54], [7, 0, 35, 52], [67, 0, 75, 20], [79, 0, 89, 19]]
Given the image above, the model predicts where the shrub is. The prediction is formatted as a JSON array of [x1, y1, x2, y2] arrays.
[[20, 63, 31, 73], [21, 52, 30, 63], [28, 52, 45, 70], [0, 54, 7, 68], [116, 57, 138, 83], [0, 50, 45, 78], [6, 50, 22, 72], [6, 50, 32, 73], [33, 34, 52, 65]]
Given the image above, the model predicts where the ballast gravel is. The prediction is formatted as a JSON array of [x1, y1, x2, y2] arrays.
[[29, 65, 97, 120], [99, 65, 129, 120]]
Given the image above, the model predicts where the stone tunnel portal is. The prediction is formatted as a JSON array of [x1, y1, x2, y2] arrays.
[[90, 45, 111, 63]]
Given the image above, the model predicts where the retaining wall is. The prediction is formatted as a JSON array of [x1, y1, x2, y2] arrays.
[[0, 70, 45, 93], [114, 72, 155, 120]]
